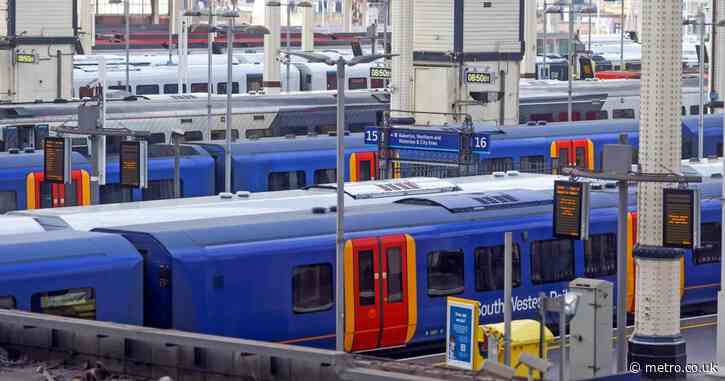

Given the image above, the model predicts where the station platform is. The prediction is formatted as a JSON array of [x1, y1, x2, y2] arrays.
[[400, 314, 721, 380]]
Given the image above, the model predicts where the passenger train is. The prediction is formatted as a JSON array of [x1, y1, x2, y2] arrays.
[[0, 115, 721, 215], [0, 160, 721, 356], [0, 76, 709, 153]]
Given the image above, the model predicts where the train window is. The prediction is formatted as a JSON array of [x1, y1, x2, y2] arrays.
[[163, 84, 187, 94], [109, 85, 130, 92], [136, 84, 160, 95], [31, 288, 96, 320], [247, 74, 263, 92], [597, 110, 609, 120], [529, 113, 553, 122], [184, 130, 203, 141], [246, 129, 273, 139], [268, 171, 307, 191], [0, 191, 17, 213], [613, 109, 635, 119], [558, 112, 581, 122], [475, 244, 521, 292], [387, 248, 403, 303], [584, 233, 617, 277], [519, 156, 546, 174], [694, 223, 722, 265], [349, 78, 368, 90], [210, 129, 240, 140], [143, 180, 179, 201], [480, 157, 513, 174], [100, 183, 133, 204], [530, 239, 575, 284], [371, 78, 385, 89], [718, 144, 723, 157], [690, 105, 700, 115], [79, 86, 95, 98], [326, 71, 337, 90], [149, 133, 166, 144], [585, 111, 598, 121], [314, 168, 336, 184], [0, 296, 15, 309], [217, 82, 240, 94], [292, 264, 333, 313], [358, 160, 373, 181], [682, 106, 687, 116], [427, 250, 464, 296], [358, 250, 376, 306], [191, 83, 209, 93]]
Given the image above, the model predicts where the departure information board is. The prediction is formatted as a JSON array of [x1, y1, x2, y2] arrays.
[[44, 137, 66, 183], [663, 189, 695, 248], [554, 180, 588, 239], [120, 141, 141, 187]]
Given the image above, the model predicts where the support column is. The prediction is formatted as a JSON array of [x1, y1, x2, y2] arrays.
[[714, 0, 725, 108], [170, 0, 182, 34], [152, 0, 160, 24], [390, 0, 413, 117], [342, 0, 352, 32], [521, 0, 537, 78], [302, 3, 314, 51], [628, 0, 686, 379], [263, 1, 281, 94], [78, 0, 94, 53]]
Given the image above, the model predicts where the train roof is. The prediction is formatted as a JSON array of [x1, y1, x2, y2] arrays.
[[15, 172, 563, 231], [0, 150, 89, 169], [0, 230, 140, 266], [0, 216, 45, 235], [97, 169, 722, 250]]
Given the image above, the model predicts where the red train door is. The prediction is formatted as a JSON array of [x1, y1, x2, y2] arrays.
[[349, 152, 378, 182], [345, 234, 417, 352], [550, 139, 594, 173]]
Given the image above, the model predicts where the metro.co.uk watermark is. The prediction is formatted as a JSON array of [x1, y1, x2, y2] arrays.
[[629, 361, 719, 375]]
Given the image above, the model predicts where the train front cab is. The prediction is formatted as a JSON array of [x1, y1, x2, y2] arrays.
[[344, 234, 417, 352]]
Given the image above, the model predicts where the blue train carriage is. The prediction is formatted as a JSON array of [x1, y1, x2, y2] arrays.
[[0, 149, 92, 213], [94, 175, 722, 354], [193, 133, 379, 194], [0, 230, 143, 325], [102, 144, 215, 203]]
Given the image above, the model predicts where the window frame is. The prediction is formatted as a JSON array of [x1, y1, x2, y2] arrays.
[[292, 263, 334, 314], [0, 190, 18, 213], [530, 239, 576, 284], [427, 250, 465, 297], [583, 233, 617, 277], [474, 244, 522, 292], [136, 84, 160, 95], [268, 170, 307, 191], [694, 222, 722, 265]]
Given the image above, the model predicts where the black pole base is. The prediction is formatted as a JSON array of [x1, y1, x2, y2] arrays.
[[628, 335, 687, 379]]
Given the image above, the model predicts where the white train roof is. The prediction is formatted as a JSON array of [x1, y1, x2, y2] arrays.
[[12, 172, 565, 231]]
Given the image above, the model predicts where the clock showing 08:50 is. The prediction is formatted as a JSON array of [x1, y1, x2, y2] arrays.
[[465, 72, 491, 84]]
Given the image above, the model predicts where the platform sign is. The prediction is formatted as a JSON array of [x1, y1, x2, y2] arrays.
[[370, 67, 391, 80], [553, 180, 590, 240], [44, 137, 71, 184], [16, 53, 36, 64], [363, 127, 490, 154], [120, 141, 141, 187], [446, 297, 481, 370], [663, 189, 699, 249]]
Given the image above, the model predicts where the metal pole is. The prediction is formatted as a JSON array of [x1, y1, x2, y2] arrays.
[[616, 180, 628, 372], [225, 17, 233, 193], [286, 3, 291, 92], [560, 308, 567, 381], [543, 0, 547, 79], [168, 11, 173, 64], [503, 232, 513, 367], [383, 0, 388, 55], [125, 0, 130, 93], [174, 135, 181, 198], [207, 2, 214, 142], [588, 0, 592, 53], [620, 0, 624, 71], [718, 86, 725, 374], [568, 1, 573, 122], [335, 58, 346, 353], [698, 10, 705, 161]]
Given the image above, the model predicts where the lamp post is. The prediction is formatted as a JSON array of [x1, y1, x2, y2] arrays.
[[714, 17, 725, 378], [287, 51, 394, 352], [545, 3, 595, 123], [212, 17, 270, 193], [683, 16, 724, 161]]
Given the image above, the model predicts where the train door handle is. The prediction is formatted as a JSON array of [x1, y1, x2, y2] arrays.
[[382, 272, 387, 279], [374, 273, 380, 280]]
